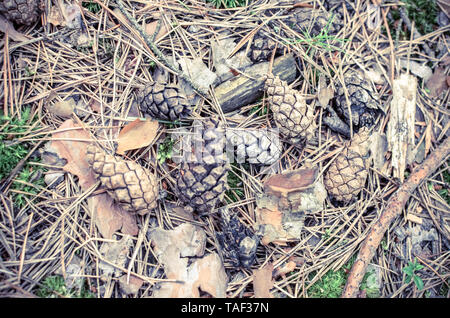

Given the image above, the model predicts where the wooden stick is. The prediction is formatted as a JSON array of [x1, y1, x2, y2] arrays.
[[342, 136, 450, 298]]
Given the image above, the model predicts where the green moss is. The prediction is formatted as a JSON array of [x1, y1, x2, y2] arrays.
[[308, 255, 356, 298], [37, 275, 95, 298], [0, 108, 46, 207], [207, 0, 249, 9]]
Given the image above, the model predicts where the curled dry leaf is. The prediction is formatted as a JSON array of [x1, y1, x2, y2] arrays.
[[253, 262, 274, 298], [51, 119, 138, 238], [149, 223, 227, 298], [116, 118, 159, 155]]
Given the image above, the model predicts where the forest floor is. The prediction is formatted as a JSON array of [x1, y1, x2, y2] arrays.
[[0, 0, 449, 298]]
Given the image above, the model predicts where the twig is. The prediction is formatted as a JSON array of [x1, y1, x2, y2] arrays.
[[342, 137, 450, 298]]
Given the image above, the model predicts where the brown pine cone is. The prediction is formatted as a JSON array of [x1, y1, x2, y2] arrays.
[[0, 0, 40, 25], [323, 128, 371, 203], [264, 74, 316, 143], [249, 29, 280, 63], [287, 8, 341, 37], [86, 145, 158, 215], [138, 81, 192, 121], [176, 118, 230, 214]]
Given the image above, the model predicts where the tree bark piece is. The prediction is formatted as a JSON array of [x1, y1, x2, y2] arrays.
[[215, 54, 297, 113], [387, 73, 417, 183], [342, 136, 450, 298]]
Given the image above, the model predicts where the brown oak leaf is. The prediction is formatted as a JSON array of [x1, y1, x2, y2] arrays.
[[253, 262, 274, 298], [51, 119, 138, 238], [116, 118, 159, 155]]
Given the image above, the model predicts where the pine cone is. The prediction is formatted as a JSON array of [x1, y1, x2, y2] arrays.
[[264, 74, 316, 143], [249, 29, 280, 63], [0, 0, 39, 25], [287, 8, 341, 37], [323, 128, 371, 203], [138, 81, 192, 121], [227, 128, 281, 165], [216, 208, 259, 269], [86, 145, 158, 215], [334, 71, 381, 128], [176, 118, 230, 214]]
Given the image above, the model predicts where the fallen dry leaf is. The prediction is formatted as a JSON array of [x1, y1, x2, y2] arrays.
[[47, 3, 82, 28], [253, 262, 274, 298], [273, 261, 296, 278], [88, 193, 138, 239], [145, 20, 169, 41], [119, 274, 144, 295], [116, 118, 159, 155], [51, 119, 138, 238], [426, 67, 449, 97], [51, 119, 96, 190], [47, 99, 75, 118], [0, 15, 29, 42], [99, 235, 133, 278], [149, 223, 227, 298]]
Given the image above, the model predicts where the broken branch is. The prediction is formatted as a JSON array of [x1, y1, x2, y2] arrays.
[[342, 136, 450, 298]]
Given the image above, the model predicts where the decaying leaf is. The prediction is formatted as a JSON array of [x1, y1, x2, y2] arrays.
[[47, 98, 76, 118], [99, 235, 133, 278], [116, 118, 159, 155], [119, 274, 144, 295], [51, 119, 138, 238], [149, 223, 227, 298], [47, 3, 82, 28], [178, 57, 218, 94], [253, 262, 274, 298], [0, 15, 29, 42], [273, 261, 296, 278], [426, 67, 449, 98], [145, 19, 168, 41], [255, 163, 327, 244], [88, 192, 138, 239], [51, 119, 96, 190]]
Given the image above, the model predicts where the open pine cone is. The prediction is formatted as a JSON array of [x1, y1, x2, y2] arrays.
[[323, 128, 371, 203], [249, 29, 281, 63], [0, 0, 40, 25], [216, 208, 259, 269], [138, 81, 192, 121], [264, 73, 316, 143], [86, 145, 158, 215], [226, 128, 281, 165], [175, 118, 230, 214], [287, 7, 341, 37], [334, 71, 381, 128]]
